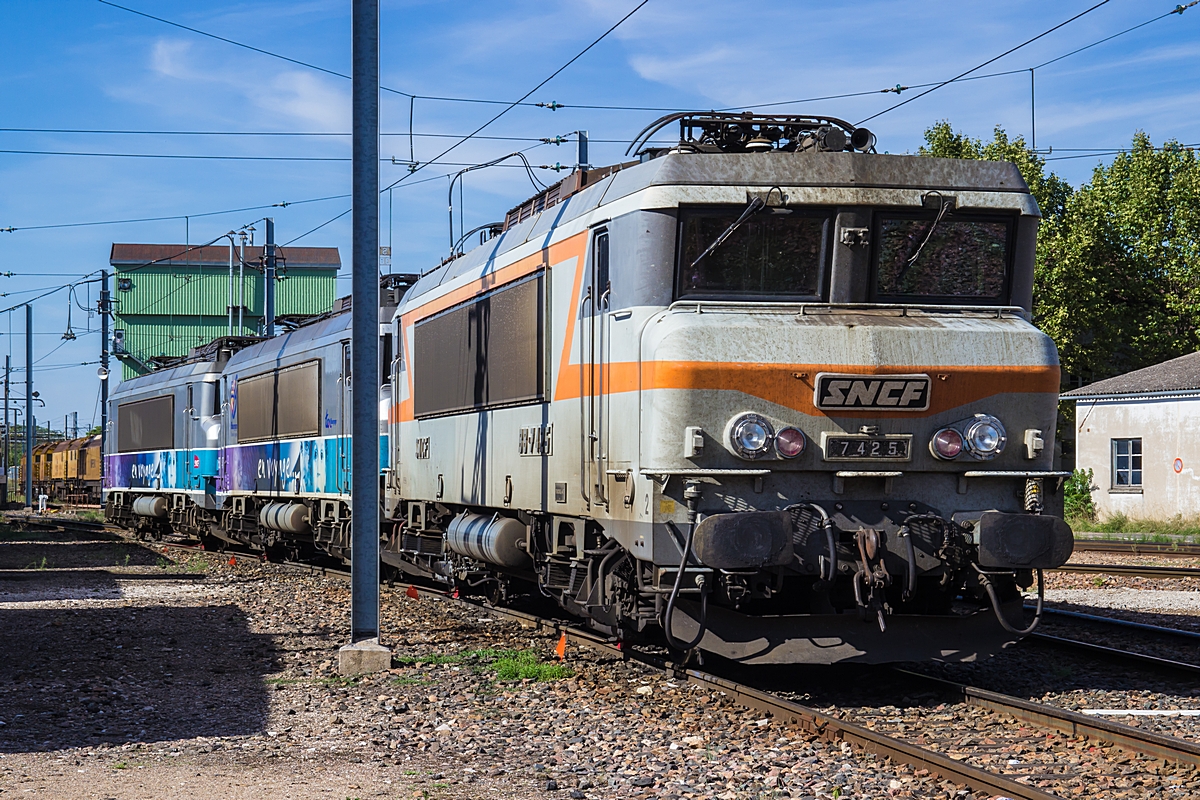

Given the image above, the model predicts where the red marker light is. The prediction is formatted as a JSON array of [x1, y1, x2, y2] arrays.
[[775, 427, 806, 458], [931, 428, 964, 459]]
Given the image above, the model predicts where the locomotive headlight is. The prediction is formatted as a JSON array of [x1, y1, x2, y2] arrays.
[[728, 413, 774, 459], [965, 414, 1006, 459]]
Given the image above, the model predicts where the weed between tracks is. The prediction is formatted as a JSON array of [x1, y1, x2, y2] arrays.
[[393, 647, 572, 682], [1070, 511, 1200, 541]]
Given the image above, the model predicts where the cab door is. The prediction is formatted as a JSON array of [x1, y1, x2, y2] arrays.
[[580, 228, 610, 510], [337, 341, 352, 495], [184, 383, 195, 490]]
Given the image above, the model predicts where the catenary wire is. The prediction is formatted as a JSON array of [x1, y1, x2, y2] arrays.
[[381, 1, 649, 195], [0, 149, 594, 164], [857, 0, 1114, 125], [286, 3, 649, 249]]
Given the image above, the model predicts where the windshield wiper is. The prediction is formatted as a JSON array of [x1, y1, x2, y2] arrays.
[[896, 194, 953, 283], [688, 196, 766, 269]]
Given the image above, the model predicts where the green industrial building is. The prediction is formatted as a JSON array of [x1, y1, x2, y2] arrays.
[[109, 242, 340, 379]]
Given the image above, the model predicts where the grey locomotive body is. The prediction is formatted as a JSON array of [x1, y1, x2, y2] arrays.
[[384, 114, 1072, 663], [106, 113, 1072, 664]]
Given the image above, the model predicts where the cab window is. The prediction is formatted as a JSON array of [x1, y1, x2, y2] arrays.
[[873, 212, 1012, 303], [676, 206, 830, 300]]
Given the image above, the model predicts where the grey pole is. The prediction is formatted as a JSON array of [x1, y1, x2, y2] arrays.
[[3, 354, 8, 500], [339, 0, 389, 676], [1029, 68, 1036, 153], [265, 219, 276, 337], [100, 270, 110, 486], [227, 235, 235, 336], [238, 232, 246, 334], [24, 303, 33, 509]]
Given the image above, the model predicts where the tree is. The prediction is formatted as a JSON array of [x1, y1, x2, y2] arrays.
[[920, 123, 1200, 383]]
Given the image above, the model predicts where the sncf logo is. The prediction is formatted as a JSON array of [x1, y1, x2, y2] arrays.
[[814, 373, 931, 411]]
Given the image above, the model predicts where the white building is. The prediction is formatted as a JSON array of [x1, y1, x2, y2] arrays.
[[1065, 351, 1200, 520]]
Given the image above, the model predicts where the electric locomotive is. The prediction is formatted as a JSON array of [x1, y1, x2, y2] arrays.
[[383, 113, 1072, 664], [104, 112, 1073, 665]]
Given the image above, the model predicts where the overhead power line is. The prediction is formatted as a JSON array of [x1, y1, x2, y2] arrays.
[[0, 148, 585, 165], [0, 127, 673, 146], [858, 0, 1115, 125], [0, 195, 348, 234], [98, 0, 677, 115], [383, 1, 648, 195], [1033, 0, 1199, 70], [287, 1, 649, 249]]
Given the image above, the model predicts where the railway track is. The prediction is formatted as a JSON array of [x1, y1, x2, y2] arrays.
[[1052, 562, 1200, 579], [11, 513, 1200, 799], [1073, 540, 1200, 558]]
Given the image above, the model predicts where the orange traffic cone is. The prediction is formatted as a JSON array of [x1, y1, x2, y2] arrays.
[[228, 556, 237, 566], [406, 585, 420, 600], [555, 633, 567, 662]]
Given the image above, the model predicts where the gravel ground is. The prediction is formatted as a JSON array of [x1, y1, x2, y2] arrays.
[[1, 537, 994, 800], [723, 553, 1200, 798]]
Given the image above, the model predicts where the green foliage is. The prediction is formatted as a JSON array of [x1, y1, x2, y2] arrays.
[[393, 647, 572, 682], [1064, 468, 1096, 521], [919, 122, 1073, 222], [1073, 513, 1200, 541], [491, 650, 573, 682], [920, 122, 1200, 384]]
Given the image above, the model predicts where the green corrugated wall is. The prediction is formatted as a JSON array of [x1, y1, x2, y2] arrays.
[[114, 265, 337, 379]]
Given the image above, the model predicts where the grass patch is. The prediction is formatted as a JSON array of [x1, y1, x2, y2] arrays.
[[264, 675, 357, 687], [27, 555, 49, 570], [77, 510, 105, 523], [1069, 512, 1200, 541], [491, 650, 573, 682], [389, 676, 432, 686], [392, 647, 572, 682]]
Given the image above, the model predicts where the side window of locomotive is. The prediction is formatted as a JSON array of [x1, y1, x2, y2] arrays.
[[676, 207, 830, 300], [413, 273, 544, 418], [236, 360, 321, 443], [117, 396, 174, 452], [593, 231, 610, 302], [873, 213, 1013, 303]]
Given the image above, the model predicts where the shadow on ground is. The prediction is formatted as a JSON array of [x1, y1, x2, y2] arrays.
[[0, 541, 164, 570], [0, 599, 278, 752]]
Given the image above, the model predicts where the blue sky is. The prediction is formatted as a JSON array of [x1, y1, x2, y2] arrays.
[[1, 0, 1198, 429]]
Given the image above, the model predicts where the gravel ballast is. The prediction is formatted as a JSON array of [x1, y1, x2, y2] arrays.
[[1, 538, 989, 800]]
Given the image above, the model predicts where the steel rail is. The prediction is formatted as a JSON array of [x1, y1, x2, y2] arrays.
[[30, 517, 1193, 797], [270, 561, 1060, 800], [1052, 562, 1200, 579], [1028, 632, 1200, 676], [136, 543, 1055, 800], [1072, 540, 1200, 558], [1034, 606, 1200, 641], [894, 668, 1200, 769]]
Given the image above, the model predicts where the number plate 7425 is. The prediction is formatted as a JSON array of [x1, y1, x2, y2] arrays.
[[822, 435, 912, 461]]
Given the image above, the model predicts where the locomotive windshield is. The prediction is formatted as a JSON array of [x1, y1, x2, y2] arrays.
[[874, 213, 1012, 303], [677, 206, 829, 299]]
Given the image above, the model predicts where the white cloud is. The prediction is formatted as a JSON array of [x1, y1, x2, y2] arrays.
[[106, 36, 350, 133]]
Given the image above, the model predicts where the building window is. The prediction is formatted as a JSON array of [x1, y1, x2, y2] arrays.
[[1112, 438, 1142, 488]]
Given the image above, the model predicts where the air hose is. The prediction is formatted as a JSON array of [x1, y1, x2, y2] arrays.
[[784, 502, 837, 581], [975, 565, 1044, 635], [662, 519, 709, 651]]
